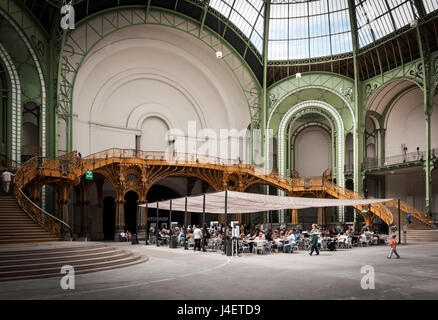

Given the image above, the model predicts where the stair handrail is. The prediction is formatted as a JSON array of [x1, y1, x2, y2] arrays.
[[14, 185, 72, 237], [0, 155, 21, 172], [384, 199, 434, 227], [322, 178, 394, 225], [13, 156, 73, 238]]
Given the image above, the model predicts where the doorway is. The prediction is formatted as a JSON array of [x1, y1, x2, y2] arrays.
[[124, 191, 138, 233]]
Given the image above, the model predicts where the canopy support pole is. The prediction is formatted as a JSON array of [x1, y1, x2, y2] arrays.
[[156, 202, 159, 247], [202, 194, 206, 227], [202, 194, 206, 252], [184, 197, 188, 250], [145, 202, 148, 245], [169, 199, 172, 229], [225, 190, 229, 256]]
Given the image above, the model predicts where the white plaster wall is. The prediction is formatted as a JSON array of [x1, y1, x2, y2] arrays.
[[386, 88, 438, 158], [295, 127, 331, 177], [386, 170, 426, 212], [72, 24, 250, 157]]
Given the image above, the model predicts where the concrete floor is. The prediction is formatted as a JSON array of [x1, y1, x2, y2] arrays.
[[1, 242, 437, 300]]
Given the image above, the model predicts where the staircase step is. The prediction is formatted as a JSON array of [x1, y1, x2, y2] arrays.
[[0, 246, 114, 261], [0, 243, 107, 256], [0, 243, 147, 281], [0, 238, 59, 244], [0, 251, 133, 272], [0, 255, 148, 282]]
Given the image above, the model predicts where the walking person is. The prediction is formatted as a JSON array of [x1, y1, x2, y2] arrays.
[[1, 170, 14, 194], [309, 224, 320, 256], [193, 225, 202, 252], [387, 234, 400, 259], [406, 213, 412, 225]]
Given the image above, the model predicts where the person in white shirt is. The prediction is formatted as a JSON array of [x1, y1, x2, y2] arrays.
[[193, 225, 202, 251], [1, 170, 14, 194], [120, 231, 126, 242]]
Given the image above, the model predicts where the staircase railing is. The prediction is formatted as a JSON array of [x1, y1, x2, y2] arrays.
[[0, 155, 20, 172], [14, 185, 72, 238], [322, 178, 394, 225], [384, 199, 434, 228], [13, 156, 73, 238]]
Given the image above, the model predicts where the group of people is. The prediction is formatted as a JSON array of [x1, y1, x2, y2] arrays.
[[146, 222, 400, 258], [120, 230, 132, 242]]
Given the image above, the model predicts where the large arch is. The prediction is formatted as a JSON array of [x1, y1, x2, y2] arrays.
[[0, 8, 47, 158], [59, 7, 260, 153], [278, 100, 345, 189], [0, 43, 21, 162], [72, 25, 251, 156]]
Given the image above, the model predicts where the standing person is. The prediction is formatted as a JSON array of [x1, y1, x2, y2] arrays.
[[406, 213, 412, 225], [387, 234, 400, 259], [1, 170, 14, 194], [202, 224, 210, 251], [193, 225, 202, 252], [309, 224, 320, 256]]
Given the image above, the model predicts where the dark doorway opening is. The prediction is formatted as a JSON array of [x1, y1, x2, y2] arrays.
[[124, 191, 138, 233], [147, 185, 181, 230], [103, 196, 115, 240]]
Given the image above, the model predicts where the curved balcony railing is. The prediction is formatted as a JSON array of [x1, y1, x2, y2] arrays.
[[14, 157, 73, 238]]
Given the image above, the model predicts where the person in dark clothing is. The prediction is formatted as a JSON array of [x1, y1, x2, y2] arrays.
[[202, 225, 210, 250]]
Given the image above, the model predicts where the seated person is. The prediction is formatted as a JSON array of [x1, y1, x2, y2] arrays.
[[256, 231, 266, 242], [177, 230, 185, 244], [120, 231, 127, 242]]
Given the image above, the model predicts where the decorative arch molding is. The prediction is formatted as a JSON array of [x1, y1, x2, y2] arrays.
[[127, 109, 174, 133], [267, 85, 355, 141], [59, 6, 260, 152], [284, 107, 337, 178], [85, 67, 209, 130], [277, 101, 345, 190], [0, 8, 47, 158], [362, 57, 427, 105], [267, 72, 355, 123], [0, 43, 21, 162], [365, 78, 421, 113]]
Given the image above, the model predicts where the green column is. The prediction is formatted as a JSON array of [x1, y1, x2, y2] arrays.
[[262, 0, 270, 162], [425, 111, 432, 215]]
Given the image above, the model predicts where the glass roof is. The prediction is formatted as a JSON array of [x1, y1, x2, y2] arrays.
[[269, 0, 352, 60], [208, 0, 437, 61]]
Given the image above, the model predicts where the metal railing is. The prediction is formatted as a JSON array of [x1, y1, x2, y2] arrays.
[[14, 184, 72, 238], [0, 155, 21, 172], [13, 156, 73, 238], [13, 148, 434, 231], [69, 148, 294, 187], [363, 148, 438, 170]]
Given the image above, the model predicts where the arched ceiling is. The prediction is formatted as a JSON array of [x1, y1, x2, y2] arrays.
[[19, 0, 438, 85]]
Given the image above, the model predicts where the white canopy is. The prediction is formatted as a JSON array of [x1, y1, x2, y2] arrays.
[[139, 191, 392, 214]]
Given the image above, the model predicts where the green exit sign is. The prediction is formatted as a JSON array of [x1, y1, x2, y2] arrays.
[[85, 171, 93, 180], [361, 209, 369, 213]]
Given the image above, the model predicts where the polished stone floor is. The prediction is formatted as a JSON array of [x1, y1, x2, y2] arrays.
[[1, 241, 437, 300]]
